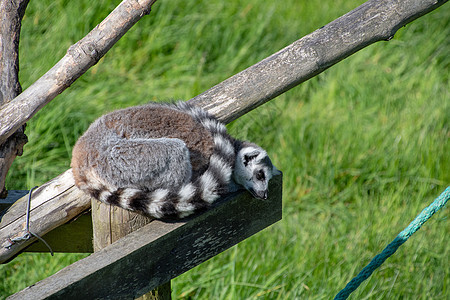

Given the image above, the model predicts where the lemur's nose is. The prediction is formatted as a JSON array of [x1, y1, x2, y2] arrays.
[[262, 190, 268, 200], [254, 189, 268, 200]]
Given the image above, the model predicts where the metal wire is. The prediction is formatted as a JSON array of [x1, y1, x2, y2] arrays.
[[4, 186, 54, 256]]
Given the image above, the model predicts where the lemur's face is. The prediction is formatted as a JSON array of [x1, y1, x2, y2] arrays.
[[233, 146, 280, 200]]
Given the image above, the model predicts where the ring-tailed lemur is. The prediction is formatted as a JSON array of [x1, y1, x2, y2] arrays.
[[71, 101, 280, 219]]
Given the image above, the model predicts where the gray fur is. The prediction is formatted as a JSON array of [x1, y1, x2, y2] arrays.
[[71, 101, 278, 219], [103, 137, 191, 191]]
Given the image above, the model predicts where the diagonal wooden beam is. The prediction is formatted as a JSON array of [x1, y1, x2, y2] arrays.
[[189, 0, 448, 124]]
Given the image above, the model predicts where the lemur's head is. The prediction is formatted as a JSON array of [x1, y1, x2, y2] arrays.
[[233, 142, 280, 200]]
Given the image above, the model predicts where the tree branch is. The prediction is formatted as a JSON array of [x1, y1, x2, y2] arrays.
[[0, 0, 29, 104], [188, 0, 448, 123], [0, 0, 158, 145], [0, 0, 30, 197]]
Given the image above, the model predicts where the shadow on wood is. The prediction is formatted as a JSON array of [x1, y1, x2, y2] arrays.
[[8, 173, 282, 299], [24, 212, 93, 253]]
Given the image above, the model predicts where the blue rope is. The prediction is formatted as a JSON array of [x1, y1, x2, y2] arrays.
[[334, 186, 450, 300]]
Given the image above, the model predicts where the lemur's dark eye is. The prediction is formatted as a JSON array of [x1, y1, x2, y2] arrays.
[[255, 169, 265, 181], [244, 154, 258, 166]]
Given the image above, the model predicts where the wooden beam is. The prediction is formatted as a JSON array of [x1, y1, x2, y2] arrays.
[[0, 170, 91, 263], [8, 174, 282, 300], [0, 0, 30, 197], [188, 0, 448, 124], [91, 186, 165, 299]]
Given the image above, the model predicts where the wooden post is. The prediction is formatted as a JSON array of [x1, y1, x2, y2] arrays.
[[91, 199, 171, 300]]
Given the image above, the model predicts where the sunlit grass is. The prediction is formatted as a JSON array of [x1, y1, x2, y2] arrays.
[[1, 0, 448, 299]]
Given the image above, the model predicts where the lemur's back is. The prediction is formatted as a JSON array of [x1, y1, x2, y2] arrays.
[[72, 104, 215, 187], [71, 102, 238, 218]]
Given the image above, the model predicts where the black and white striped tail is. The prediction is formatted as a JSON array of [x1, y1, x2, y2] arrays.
[[83, 102, 237, 219]]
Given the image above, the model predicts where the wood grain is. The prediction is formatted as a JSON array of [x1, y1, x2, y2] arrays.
[[91, 194, 163, 298], [23, 212, 93, 253], [0, 170, 91, 263], [188, 0, 448, 123], [8, 174, 282, 299], [0, 0, 30, 197]]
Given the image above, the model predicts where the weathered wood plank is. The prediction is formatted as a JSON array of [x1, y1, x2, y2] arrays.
[[91, 198, 154, 253], [0, 169, 91, 263], [8, 174, 282, 300], [91, 187, 166, 299], [189, 0, 448, 124]]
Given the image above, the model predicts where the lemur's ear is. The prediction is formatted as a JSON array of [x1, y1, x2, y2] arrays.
[[243, 150, 260, 166]]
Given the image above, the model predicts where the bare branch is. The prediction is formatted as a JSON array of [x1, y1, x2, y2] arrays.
[[0, 0, 29, 105], [0, 0, 30, 197], [0, 130, 27, 198], [0, 0, 158, 145], [188, 0, 448, 123]]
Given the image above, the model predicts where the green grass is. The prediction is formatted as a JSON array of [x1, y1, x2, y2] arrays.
[[1, 0, 449, 299]]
